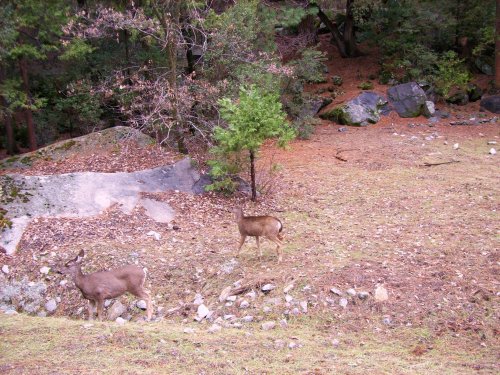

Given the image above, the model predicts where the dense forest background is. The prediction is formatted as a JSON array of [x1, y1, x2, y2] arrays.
[[0, 0, 497, 159]]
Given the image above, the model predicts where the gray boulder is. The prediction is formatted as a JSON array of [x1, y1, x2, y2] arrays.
[[320, 92, 387, 126], [480, 95, 500, 114], [387, 82, 427, 118], [107, 300, 127, 321]]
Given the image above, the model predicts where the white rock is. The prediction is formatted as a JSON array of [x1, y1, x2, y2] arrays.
[[146, 231, 161, 241], [339, 298, 348, 308], [40, 266, 51, 275], [489, 148, 496, 155], [262, 284, 276, 292], [44, 299, 57, 313], [241, 315, 254, 323], [288, 341, 300, 349], [374, 284, 389, 302], [346, 288, 356, 297], [274, 339, 286, 350], [330, 287, 343, 296], [263, 306, 272, 313], [261, 321, 276, 331], [283, 284, 294, 294], [291, 307, 300, 316], [183, 327, 195, 334], [239, 300, 250, 309], [279, 319, 288, 328], [4, 309, 18, 315], [59, 279, 68, 286], [245, 290, 256, 300], [1, 265, 9, 274], [226, 295, 237, 302], [331, 339, 340, 347], [223, 314, 236, 321], [453, 143, 459, 150], [487, 140, 497, 145], [136, 300, 147, 310], [285, 295, 293, 303], [82, 323, 94, 329], [208, 323, 222, 333], [300, 301, 308, 313], [115, 317, 127, 325], [193, 294, 204, 306], [197, 304, 210, 320], [218, 286, 232, 302]]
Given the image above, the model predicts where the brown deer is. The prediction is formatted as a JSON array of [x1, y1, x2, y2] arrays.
[[233, 207, 284, 262], [57, 250, 152, 321]]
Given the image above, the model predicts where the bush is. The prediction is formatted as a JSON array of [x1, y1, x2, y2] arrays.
[[433, 51, 471, 99], [289, 47, 328, 83]]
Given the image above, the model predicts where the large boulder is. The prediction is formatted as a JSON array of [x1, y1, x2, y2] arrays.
[[480, 95, 500, 114], [320, 92, 387, 126], [387, 82, 427, 118]]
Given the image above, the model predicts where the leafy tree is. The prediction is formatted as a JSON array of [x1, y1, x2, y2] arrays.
[[0, 0, 68, 151], [208, 85, 295, 201]]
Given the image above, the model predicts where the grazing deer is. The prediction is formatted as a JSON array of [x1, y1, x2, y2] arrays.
[[233, 207, 284, 263], [57, 250, 152, 321]]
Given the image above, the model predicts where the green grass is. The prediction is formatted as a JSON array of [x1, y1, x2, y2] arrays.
[[0, 314, 497, 374]]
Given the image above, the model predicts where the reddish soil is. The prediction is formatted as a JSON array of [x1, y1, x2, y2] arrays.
[[1, 35, 498, 345]]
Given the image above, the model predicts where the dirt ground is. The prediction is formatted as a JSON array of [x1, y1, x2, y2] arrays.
[[1, 35, 499, 373]]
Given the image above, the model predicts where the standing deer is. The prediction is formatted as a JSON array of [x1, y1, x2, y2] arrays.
[[233, 207, 284, 262], [57, 250, 152, 321]]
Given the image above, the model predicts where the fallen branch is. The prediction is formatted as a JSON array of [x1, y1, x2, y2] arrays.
[[421, 160, 460, 167], [334, 148, 356, 162]]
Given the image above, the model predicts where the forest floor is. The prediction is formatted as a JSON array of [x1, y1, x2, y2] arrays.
[[1, 35, 499, 374]]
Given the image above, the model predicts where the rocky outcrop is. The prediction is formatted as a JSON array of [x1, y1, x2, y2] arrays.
[[387, 82, 427, 118]]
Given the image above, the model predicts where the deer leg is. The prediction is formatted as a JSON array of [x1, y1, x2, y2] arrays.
[[256, 236, 262, 259], [87, 300, 95, 320], [135, 289, 152, 321], [237, 235, 246, 257], [269, 237, 283, 263], [96, 298, 105, 321]]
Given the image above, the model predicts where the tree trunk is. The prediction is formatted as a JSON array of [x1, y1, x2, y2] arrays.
[[249, 149, 257, 201], [0, 66, 17, 154], [316, 6, 348, 57], [343, 0, 361, 57], [496, 0, 500, 88], [155, 2, 188, 154], [18, 57, 37, 151]]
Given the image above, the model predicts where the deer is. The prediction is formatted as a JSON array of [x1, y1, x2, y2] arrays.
[[233, 207, 284, 263], [56, 250, 152, 321]]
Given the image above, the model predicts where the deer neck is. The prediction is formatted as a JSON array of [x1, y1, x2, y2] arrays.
[[73, 266, 86, 290]]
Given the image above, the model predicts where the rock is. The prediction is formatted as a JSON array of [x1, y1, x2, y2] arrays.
[[358, 292, 370, 300], [453, 143, 460, 150], [487, 141, 497, 145], [263, 306, 272, 313], [338, 127, 347, 132], [136, 300, 147, 310], [40, 266, 51, 275], [346, 288, 356, 297], [446, 91, 469, 106], [321, 92, 387, 126], [475, 57, 494, 76], [285, 295, 293, 303], [245, 290, 256, 301], [261, 321, 276, 331], [218, 286, 232, 302], [331, 339, 340, 347], [193, 294, 204, 306], [423, 101, 435, 117], [480, 96, 500, 114], [226, 295, 237, 302], [183, 327, 195, 334], [283, 284, 294, 294], [330, 287, 343, 296], [220, 258, 238, 274], [223, 314, 236, 321], [59, 279, 67, 287], [382, 316, 392, 325], [467, 84, 483, 102], [261, 284, 276, 292], [239, 300, 250, 309], [339, 298, 348, 308], [44, 299, 57, 313], [374, 284, 389, 302], [300, 301, 308, 313], [208, 323, 222, 333], [279, 319, 288, 328], [107, 301, 127, 321], [242, 316, 254, 323], [288, 341, 300, 349], [146, 231, 161, 241], [4, 309, 18, 315], [489, 148, 497, 155], [115, 317, 127, 325], [387, 82, 427, 118], [291, 307, 300, 316], [274, 339, 286, 350], [196, 304, 210, 320], [1, 265, 9, 274], [104, 300, 112, 308], [332, 75, 343, 86]]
